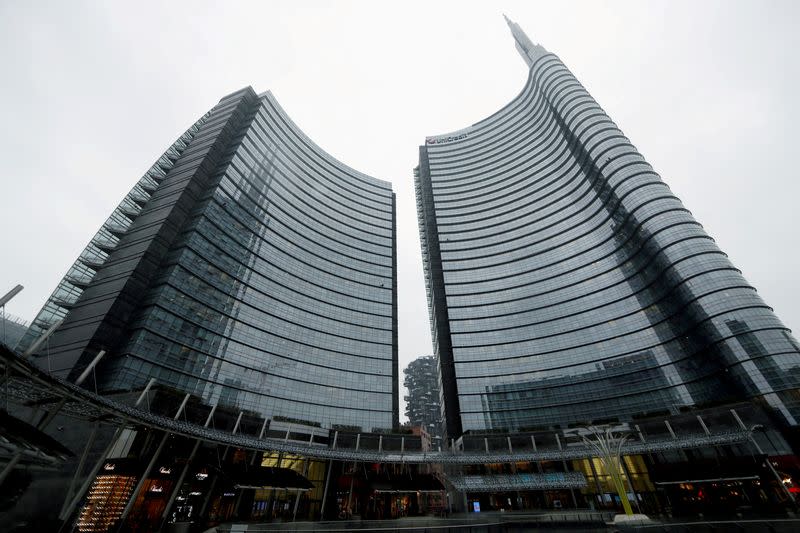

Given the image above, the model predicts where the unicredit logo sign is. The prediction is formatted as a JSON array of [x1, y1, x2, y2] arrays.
[[426, 133, 468, 145]]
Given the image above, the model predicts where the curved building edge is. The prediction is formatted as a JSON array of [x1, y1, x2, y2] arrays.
[[416, 28, 800, 445], [24, 86, 399, 433]]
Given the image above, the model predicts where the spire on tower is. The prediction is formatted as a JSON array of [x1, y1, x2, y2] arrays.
[[503, 15, 545, 67]]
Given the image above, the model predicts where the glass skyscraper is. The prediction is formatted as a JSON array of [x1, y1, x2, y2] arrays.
[[416, 18, 800, 439], [23, 87, 398, 431]]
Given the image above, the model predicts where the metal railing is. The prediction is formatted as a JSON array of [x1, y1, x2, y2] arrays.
[[0, 344, 753, 465]]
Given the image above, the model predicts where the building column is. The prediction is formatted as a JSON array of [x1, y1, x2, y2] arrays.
[[619, 456, 642, 514], [161, 403, 218, 525], [292, 457, 310, 521], [118, 393, 191, 528], [199, 410, 245, 520], [58, 378, 155, 525], [319, 459, 335, 520]]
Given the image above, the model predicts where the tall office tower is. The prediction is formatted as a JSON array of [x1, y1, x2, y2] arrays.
[[23, 87, 398, 431], [415, 18, 800, 440], [403, 355, 442, 434]]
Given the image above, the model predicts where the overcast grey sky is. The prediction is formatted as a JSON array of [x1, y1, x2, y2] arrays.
[[1, 1, 799, 419]]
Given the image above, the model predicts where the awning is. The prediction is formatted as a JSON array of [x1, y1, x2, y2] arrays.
[[447, 472, 587, 491], [0, 408, 74, 462], [655, 476, 760, 485], [222, 466, 314, 491], [647, 456, 764, 484]]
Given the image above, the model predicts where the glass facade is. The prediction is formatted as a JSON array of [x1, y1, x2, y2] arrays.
[[29, 88, 398, 432], [416, 21, 800, 437], [16, 115, 210, 354]]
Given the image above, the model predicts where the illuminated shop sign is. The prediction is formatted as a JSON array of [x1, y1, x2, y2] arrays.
[[426, 133, 468, 145]]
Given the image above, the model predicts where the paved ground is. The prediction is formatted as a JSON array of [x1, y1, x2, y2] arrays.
[[207, 510, 613, 532], [206, 511, 800, 532]]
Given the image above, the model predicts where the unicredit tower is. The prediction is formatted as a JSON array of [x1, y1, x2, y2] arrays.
[[415, 17, 800, 440]]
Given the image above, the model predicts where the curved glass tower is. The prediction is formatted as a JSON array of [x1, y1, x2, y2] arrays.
[[28, 87, 398, 431], [416, 18, 800, 437]]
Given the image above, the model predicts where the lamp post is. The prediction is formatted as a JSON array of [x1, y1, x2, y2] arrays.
[[581, 426, 634, 516]]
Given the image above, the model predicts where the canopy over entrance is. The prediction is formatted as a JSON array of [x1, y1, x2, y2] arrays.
[[222, 466, 313, 491]]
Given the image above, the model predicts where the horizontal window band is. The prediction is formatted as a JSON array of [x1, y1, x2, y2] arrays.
[[452, 305, 781, 369]]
